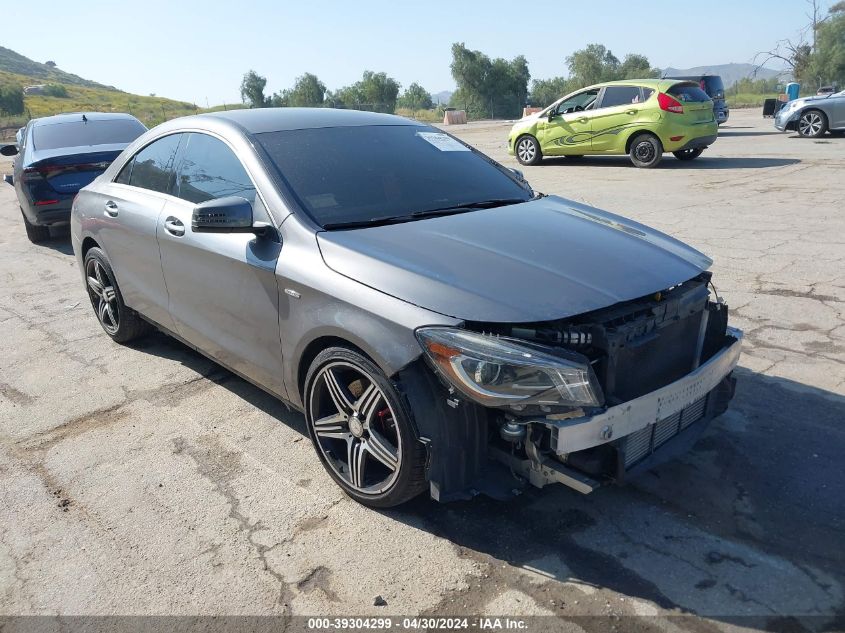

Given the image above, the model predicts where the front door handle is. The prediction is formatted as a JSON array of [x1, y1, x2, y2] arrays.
[[577, 117, 588, 124], [104, 200, 118, 217], [626, 109, 638, 115], [164, 216, 185, 237]]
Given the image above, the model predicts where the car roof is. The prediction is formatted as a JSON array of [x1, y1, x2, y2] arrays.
[[31, 112, 141, 127], [577, 79, 696, 92], [201, 107, 425, 134]]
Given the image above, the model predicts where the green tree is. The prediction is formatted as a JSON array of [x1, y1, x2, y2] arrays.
[[566, 44, 620, 86], [398, 82, 433, 110], [333, 71, 400, 113], [619, 54, 660, 79], [449, 43, 531, 119], [529, 77, 571, 107], [285, 72, 327, 107], [240, 70, 268, 108], [804, 3, 845, 88], [0, 82, 24, 115]]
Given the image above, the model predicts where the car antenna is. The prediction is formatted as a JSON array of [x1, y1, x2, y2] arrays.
[[82, 114, 88, 123]]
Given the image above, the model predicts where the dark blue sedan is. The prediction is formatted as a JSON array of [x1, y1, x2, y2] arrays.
[[1, 112, 146, 242]]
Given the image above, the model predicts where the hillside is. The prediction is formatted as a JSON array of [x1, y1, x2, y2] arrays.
[[0, 46, 203, 133], [662, 63, 787, 86], [0, 45, 116, 90]]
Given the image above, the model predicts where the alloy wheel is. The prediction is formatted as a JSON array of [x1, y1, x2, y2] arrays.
[[517, 138, 536, 163], [799, 112, 823, 136], [309, 361, 402, 494], [86, 258, 119, 334]]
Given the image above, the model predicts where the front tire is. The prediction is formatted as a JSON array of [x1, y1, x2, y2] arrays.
[[304, 347, 426, 508], [515, 135, 542, 166], [673, 148, 704, 161], [83, 247, 151, 343], [797, 110, 828, 138], [629, 133, 663, 168], [21, 209, 50, 243]]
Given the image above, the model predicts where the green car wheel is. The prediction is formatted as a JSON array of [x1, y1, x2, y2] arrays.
[[515, 135, 542, 166]]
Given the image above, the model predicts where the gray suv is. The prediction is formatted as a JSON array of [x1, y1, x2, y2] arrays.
[[71, 108, 742, 507]]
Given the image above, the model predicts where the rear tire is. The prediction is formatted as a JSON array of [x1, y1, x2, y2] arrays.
[[797, 110, 828, 138], [304, 346, 427, 508], [83, 247, 151, 343], [629, 133, 663, 168], [21, 209, 50, 243], [515, 135, 542, 166], [673, 148, 704, 161]]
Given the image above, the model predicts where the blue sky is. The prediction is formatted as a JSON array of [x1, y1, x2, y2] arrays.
[[6, 0, 819, 105]]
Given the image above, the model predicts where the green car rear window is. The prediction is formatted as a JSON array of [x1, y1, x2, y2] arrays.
[[668, 84, 711, 103]]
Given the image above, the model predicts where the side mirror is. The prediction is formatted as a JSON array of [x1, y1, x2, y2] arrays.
[[192, 196, 256, 233], [508, 168, 525, 182], [0, 144, 19, 157], [3, 174, 12, 186]]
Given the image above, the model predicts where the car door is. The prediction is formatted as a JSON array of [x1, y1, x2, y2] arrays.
[[156, 132, 285, 396], [589, 85, 648, 152], [537, 88, 599, 155], [830, 94, 845, 129], [94, 133, 183, 330]]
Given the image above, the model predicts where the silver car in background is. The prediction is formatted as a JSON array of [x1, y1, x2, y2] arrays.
[[71, 108, 742, 508], [775, 89, 845, 137]]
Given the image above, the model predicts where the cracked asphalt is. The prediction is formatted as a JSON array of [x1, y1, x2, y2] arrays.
[[0, 110, 843, 630]]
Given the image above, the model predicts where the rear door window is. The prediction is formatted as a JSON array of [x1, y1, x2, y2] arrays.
[[124, 134, 183, 194], [32, 118, 146, 150], [599, 86, 643, 108], [667, 83, 711, 103], [173, 133, 256, 204]]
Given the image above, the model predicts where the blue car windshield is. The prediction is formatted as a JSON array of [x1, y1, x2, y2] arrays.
[[256, 125, 532, 228]]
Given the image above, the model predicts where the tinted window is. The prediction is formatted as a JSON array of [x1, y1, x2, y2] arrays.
[[668, 83, 711, 103], [128, 134, 182, 194], [32, 118, 146, 151], [599, 86, 643, 108], [175, 133, 256, 204], [257, 125, 531, 228], [114, 160, 133, 185], [701, 76, 725, 98]]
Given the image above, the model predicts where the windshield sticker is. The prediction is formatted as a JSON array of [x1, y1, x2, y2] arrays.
[[416, 132, 470, 152], [306, 193, 338, 209]]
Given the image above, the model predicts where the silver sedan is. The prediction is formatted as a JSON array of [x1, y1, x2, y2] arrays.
[[71, 108, 741, 508], [775, 89, 845, 137]]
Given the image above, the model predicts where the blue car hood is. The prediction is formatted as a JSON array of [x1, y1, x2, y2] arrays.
[[317, 196, 712, 323]]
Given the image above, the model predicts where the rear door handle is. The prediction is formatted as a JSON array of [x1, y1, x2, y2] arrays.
[[164, 216, 185, 237], [104, 200, 118, 217], [577, 117, 588, 124], [626, 109, 638, 115]]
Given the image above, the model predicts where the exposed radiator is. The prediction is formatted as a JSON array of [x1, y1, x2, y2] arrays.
[[623, 394, 709, 468]]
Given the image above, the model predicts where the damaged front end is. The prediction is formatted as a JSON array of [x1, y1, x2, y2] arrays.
[[402, 272, 742, 501]]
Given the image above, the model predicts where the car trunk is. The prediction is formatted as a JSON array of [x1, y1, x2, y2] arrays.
[[25, 145, 125, 201]]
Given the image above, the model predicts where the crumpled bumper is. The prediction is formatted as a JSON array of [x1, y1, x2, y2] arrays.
[[537, 327, 743, 456]]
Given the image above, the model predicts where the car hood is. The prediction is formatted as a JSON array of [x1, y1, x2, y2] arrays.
[[317, 196, 713, 323]]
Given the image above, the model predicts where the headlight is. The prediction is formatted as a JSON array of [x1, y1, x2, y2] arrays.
[[415, 327, 603, 409]]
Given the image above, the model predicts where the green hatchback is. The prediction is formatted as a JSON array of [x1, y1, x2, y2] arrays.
[[508, 79, 718, 168]]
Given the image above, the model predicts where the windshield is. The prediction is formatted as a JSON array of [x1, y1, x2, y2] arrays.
[[33, 118, 146, 151], [257, 125, 532, 228]]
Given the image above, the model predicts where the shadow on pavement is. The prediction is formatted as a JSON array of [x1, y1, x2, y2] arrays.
[[133, 332, 845, 627], [541, 156, 801, 170]]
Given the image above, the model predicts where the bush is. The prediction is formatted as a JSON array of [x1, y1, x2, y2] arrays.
[[43, 83, 69, 98], [0, 82, 24, 115]]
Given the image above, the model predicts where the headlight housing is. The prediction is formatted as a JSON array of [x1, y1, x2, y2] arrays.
[[415, 327, 603, 410]]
